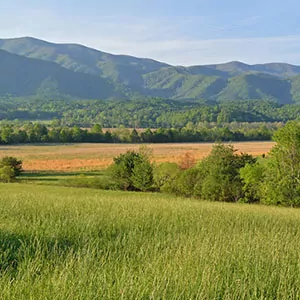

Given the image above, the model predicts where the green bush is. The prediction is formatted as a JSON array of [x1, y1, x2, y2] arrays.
[[109, 148, 154, 191], [259, 121, 300, 206], [165, 144, 256, 202], [132, 161, 154, 192], [172, 168, 201, 197], [109, 151, 143, 190], [153, 162, 180, 191], [0, 156, 23, 177], [0, 166, 15, 183], [162, 167, 201, 197], [240, 160, 265, 203]]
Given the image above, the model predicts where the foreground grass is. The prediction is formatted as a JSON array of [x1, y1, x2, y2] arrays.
[[0, 184, 299, 299]]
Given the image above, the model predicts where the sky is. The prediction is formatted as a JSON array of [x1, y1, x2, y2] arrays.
[[1, 0, 300, 65]]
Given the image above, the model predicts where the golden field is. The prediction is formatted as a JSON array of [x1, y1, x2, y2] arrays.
[[0, 142, 275, 172]]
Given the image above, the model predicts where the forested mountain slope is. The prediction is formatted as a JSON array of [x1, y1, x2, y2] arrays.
[[1, 37, 300, 103], [0, 49, 117, 99]]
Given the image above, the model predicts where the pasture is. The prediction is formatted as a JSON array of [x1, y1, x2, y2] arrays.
[[0, 184, 299, 299], [0, 142, 275, 172]]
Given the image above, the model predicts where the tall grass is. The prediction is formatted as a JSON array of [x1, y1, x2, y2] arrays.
[[0, 183, 299, 299]]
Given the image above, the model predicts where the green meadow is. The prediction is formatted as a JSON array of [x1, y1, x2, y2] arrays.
[[0, 183, 299, 299]]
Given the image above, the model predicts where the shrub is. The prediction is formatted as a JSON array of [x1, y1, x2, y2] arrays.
[[170, 168, 201, 197], [108, 151, 141, 190], [0, 156, 23, 177], [166, 144, 256, 202], [192, 144, 256, 202], [109, 147, 154, 191], [240, 160, 265, 203], [260, 121, 300, 206], [132, 161, 154, 192], [0, 166, 15, 183], [153, 162, 180, 191]]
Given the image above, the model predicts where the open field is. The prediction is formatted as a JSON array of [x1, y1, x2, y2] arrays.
[[0, 184, 299, 299], [0, 142, 275, 171]]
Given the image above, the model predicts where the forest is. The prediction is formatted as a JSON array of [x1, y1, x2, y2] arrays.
[[1, 97, 300, 128], [0, 121, 278, 144]]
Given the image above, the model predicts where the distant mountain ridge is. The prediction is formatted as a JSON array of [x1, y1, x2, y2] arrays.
[[1, 36, 300, 103], [0, 49, 117, 99]]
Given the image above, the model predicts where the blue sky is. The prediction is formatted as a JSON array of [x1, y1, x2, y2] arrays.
[[2, 0, 300, 65]]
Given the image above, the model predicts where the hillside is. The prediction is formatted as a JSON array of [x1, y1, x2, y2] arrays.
[[200, 61, 300, 78], [0, 49, 117, 99], [0, 37, 167, 94], [142, 67, 227, 100], [216, 74, 293, 103], [1, 37, 300, 103]]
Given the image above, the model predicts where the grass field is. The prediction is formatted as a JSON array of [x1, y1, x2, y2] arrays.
[[0, 142, 275, 171], [0, 184, 299, 299]]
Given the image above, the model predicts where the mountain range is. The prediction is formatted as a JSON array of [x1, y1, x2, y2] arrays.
[[1, 36, 300, 104]]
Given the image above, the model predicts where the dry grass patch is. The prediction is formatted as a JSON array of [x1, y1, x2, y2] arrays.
[[0, 142, 275, 171]]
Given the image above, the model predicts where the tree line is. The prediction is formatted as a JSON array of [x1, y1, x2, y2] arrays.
[[1, 97, 300, 128], [107, 121, 300, 207], [3, 121, 300, 206], [0, 122, 278, 145]]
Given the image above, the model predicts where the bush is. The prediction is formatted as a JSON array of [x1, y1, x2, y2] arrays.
[[0, 166, 15, 183], [260, 121, 300, 206], [0, 156, 23, 177], [153, 162, 180, 191], [168, 168, 201, 197], [198, 144, 256, 202], [240, 160, 265, 203], [109, 151, 143, 190], [109, 147, 154, 191], [132, 161, 153, 192], [165, 144, 256, 202]]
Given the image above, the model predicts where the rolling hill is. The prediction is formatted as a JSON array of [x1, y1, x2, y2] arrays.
[[1, 37, 300, 103], [216, 73, 293, 104], [0, 49, 117, 99], [0, 37, 167, 94]]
